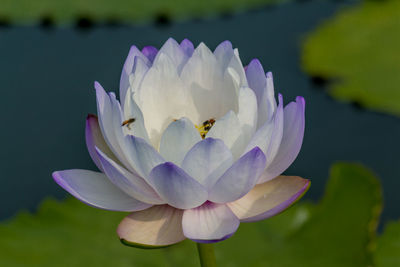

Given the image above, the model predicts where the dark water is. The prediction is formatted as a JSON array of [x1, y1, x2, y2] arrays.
[[1, 0, 398, 224]]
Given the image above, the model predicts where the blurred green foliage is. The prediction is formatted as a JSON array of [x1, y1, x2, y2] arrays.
[[302, 0, 400, 117], [1, 162, 396, 266], [0, 0, 285, 24]]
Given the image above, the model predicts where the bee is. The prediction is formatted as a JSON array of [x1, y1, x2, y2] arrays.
[[202, 118, 216, 131], [121, 118, 136, 130], [197, 118, 216, 139]]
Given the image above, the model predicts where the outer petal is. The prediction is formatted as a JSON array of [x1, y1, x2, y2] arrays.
[[227, 175, 310, 222], [120, 46, 150, 106], [141, 46, 158, 63], [159, 118, 202, 165], [85, 114, 120, 172], [262, 96, 305, 181], [52, 169, 151, 212], [180, 39, 194, 57], [118, 205, 185, 248], [182, 202, 240, 243], [96, 147, 164, 205], [208, 147, 266, 203], [245, 59, 277, 127], [181, 138, 233, 189], [148, 162, 208, 209]]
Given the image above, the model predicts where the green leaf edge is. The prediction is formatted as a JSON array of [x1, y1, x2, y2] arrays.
[[120, 238, 180, 249]]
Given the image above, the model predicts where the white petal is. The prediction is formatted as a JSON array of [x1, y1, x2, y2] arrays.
[[180, 43, 238, 122], [52, 169, 151, 212], [182, 202, 239, 243], [137, 52, 197, 147], [181, 138, 233, 189], [123, 88, 150, 142], [118, 205, 185, 247], [159, 118, 202, 165], [237, 86, 258, 149], [206, 110, 245, 159], [153, 38, 188, 73]]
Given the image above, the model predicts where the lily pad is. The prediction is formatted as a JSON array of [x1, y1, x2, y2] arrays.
[[0, 162, 384, 266], [0, 0, 285, 24], [302, 0, 400, 117], [375, 221, 400, 267]]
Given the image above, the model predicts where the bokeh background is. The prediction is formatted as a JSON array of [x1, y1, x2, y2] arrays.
[[0, 0, 399, 266]]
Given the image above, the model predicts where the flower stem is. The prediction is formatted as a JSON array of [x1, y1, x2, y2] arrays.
[[196, 243, 217, 267]]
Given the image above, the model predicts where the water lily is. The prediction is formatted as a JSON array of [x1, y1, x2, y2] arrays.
[[52, 38, 309, 248]]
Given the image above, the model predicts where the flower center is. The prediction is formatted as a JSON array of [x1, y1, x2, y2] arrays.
[[195, 118, 216, 139]]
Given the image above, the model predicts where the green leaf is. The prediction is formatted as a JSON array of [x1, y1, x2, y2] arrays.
[[374, 221, 400, 267], [0, 162, 383, 266], [0, 0, 286, 24], [302, 0, 400, 117]]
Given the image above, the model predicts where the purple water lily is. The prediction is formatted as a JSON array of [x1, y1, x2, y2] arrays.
[[53, 38, 309, 247]]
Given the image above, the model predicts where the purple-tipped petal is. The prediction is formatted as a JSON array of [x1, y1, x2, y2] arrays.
[[52, 169, 151, 212], [118, 205, 185, 247], [208, 147, 266, 203], [95, 147, 164, 205], [245, 59, 277, 127], [141, 46, 158, 63], [148, 162, 208, 209], [120, 46, 150, 105], [182, 202, 239, 243], [180, 39, 194, 57], [262, 96, 306, 181], [181, 138, 233, 189], [228, 175, 310, 222], [214, 40, 233, 69], [159, 118, 202, 165], [85, 114, 120, 172]]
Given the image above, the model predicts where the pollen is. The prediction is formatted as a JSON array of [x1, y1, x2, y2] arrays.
[[195, 118, 216, 139]]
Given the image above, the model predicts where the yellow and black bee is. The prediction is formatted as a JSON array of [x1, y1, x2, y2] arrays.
[[121, 118, 136, 130], [197, 118, 216, 139]]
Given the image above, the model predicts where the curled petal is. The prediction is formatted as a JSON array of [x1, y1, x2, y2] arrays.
[[85, 114, 120, 172], [262, 96, 305, 181], [118, 205, 185, 248], [52, 169, 151, 212], [96, 147, 164, 205], [148, 162, 208, 209], [159, 118, 202, 165], [244, 94, 283, 163], [228, 175, 310, 222], [209, 147, 266, 203], [181, 138, 233, 189], [182, 202, 239, 243], [245, 59, 277, 127], [120, 46, 150, 105]]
